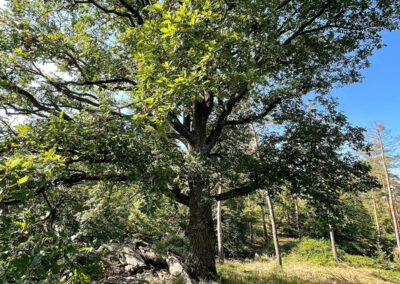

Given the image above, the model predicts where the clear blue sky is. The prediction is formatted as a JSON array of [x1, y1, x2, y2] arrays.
[[331, 30, 400, 137]]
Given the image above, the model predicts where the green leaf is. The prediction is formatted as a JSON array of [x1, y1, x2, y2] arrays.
[[10, 158, 23, 169], [14, 221, 26, 228], [15, 124, 31, 134], [46, 147, 56, 158], [17, 176, 28, 184], [143, 97, 154, 104], [53, 155, 62, 161], [160, 28, 169, 33], [32, 253, 42, 265], [174, 77, 184, 83]]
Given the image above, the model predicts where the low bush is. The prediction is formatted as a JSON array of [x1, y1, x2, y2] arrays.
[[289, 237, 343, 265]]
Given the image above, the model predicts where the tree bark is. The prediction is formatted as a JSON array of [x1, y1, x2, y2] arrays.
[[377, 129, 400, 251], [387, 196, 396, 228], [217, 183, 224, 263], [258, 192, 269, 246], [393, 191, 400, 229], [294, 196, 301, 239], [266, 190, 282, 267], [327, 210, 339, 263], [186, 178, 217, 280]]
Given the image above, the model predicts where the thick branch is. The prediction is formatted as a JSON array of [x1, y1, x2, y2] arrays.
[[211, 184, 256, 201], [116, 0, 144, 25], [74, 0, 136, 26], [169, 188, 189, 206], [168, 113, 194, 145], [0, 173, 129, 206], [206, 84, 249, 150], [225, 97, 282, 126]]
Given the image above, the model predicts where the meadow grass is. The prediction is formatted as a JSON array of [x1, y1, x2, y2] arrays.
[[215, 238, 400, 283], [216, 259, 400, 283]]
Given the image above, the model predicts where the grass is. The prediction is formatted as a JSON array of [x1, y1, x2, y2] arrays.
[[216, 259, 400, 284], [214, 238, 400, 283]]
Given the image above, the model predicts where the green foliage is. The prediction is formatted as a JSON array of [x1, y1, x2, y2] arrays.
[[290, 238, 342, 265], [221, 198, 254, 258], [171, 275, 186, 284], [287, 237, 397, 271], [394, 248, 400, 264], [342, 254, 390, 270]]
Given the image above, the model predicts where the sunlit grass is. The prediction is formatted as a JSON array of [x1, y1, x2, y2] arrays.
[[216, 258, 400, 284]]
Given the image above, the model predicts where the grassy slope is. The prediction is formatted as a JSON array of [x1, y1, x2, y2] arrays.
[[215, 238, 400, 283], [217, 259, 400, 284]]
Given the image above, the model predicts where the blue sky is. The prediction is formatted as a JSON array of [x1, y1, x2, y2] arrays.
[[331, 30, 400, 137]]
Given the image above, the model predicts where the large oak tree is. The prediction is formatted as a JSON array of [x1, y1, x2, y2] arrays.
[[0, 0, 399, 279]]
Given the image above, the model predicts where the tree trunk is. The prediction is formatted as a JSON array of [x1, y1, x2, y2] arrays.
[[266, 190, 282, 267], [371, 193, 381, 247], [294, 196, 301, 239], [217, 183, 224, 263], [393, 192, 400, 229], [327, 210, 339, 263], [387, 196, 395, 228], [186, 178, 217, 280], [248, 195, 254, 244], [258, 192, 269, 246], [377, 130, 400, 251]]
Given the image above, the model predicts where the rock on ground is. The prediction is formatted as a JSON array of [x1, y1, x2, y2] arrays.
[[92, 240, 196, 284]]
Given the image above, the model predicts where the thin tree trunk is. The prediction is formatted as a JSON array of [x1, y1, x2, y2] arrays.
[[248, 195, 254, 244], [266, 190, 282, 267], [250, 124, 280, 264], [377, 130, 400, 251], [393, 192, 400, 228], [371, 193, 381, 247], [258, 192, 269, 246], [387, 196, 395, 228], [285, 207, 290, 226], [187, 178, 216, 280], [217, 183, 224, 263], [294, 196, 301, 239], [327, 210, 339, 263]]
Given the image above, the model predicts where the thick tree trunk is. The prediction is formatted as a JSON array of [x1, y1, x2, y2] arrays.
[[266, 190, 282, 267], [186, 179, 217, 280], [377, 131, 400, 251], [327, 210, 339, 263], [294, 196, 301, 239], [217, 183, 224, 263]]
